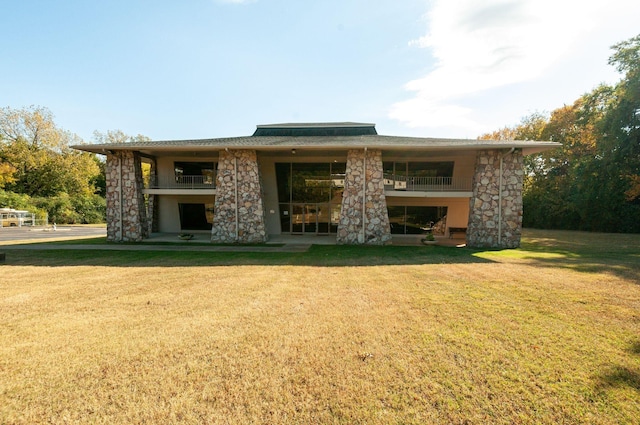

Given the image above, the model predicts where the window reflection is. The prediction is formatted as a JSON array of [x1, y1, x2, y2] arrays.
[[276, 162, 346, 234], [383, 161, 454, 178], [388, 206, 448, 234]]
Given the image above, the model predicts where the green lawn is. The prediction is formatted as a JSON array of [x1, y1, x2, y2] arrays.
[[1, 229, 639, 424]]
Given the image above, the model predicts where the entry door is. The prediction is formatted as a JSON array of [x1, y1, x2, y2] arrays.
[[316, 203, 330, 234], [291, 203, 306, 234], [290, 203, 329, 234]]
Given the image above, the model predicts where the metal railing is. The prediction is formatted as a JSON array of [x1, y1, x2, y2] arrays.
[[145, 174, 470, 192], [383, 175, 472, 192], [147, 175, 216, 190]]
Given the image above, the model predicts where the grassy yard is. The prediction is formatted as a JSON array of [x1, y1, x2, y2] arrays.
[[1, 229, 639, 424]]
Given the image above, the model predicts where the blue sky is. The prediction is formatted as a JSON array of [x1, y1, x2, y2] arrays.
[[2, 0, 639, 142]]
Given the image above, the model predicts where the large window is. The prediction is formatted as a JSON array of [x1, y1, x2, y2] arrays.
[[383, 161, 454, 178], [178, 202, 215, 230], [276, 162, 345, 234], [388, 206, 448, 234], [174, 162, 216, 185]]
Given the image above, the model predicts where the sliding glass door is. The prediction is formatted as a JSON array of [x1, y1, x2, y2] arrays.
[[276, 162, 345, 234]]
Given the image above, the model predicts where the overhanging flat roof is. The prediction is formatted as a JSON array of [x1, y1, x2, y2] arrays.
[[73, 134, 560, 156]]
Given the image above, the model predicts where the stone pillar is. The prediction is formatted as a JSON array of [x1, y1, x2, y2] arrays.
[[337, 149, 392, 245], [105, 151, 148, 242], [211, 149, 267, 243], [467, 149, 524, 248]]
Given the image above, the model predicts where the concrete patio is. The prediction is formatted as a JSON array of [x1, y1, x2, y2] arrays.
[[146, 232, 466, 247]]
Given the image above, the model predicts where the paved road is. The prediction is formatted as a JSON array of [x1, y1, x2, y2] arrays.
[[0, 226, 106, 244], [3, 243, 312, 253], [0, 226, 311, 253]]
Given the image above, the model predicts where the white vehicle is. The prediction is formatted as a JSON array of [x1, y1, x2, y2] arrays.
[[0, 208, 35, 227]]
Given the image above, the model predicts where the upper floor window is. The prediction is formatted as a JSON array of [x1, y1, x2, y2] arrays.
[[383, 161, 454, 178], [275, 162, 346, 204], [174, 162, 216, 185]]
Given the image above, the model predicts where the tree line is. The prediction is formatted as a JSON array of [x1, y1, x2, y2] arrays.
[[0, 106, 152, 224], [0, 106, 103, 223], [0, 107, 134, 224], [481, 34, 640, 233]]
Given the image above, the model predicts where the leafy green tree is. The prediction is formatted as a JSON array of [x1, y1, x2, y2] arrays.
[[564, 35, 640, 232], [0, 162, 17, 189], [0, 106, 101, 197], [70, 194, 106, 224], [0, 189, 36, 211], [0, 106, 106, 223], [93, 130, 151, 144], [479, 112, 547, 142], [91, 155, 107, 197], [488, 34, 640, 233], [93, 130, 153, 185], [601, 35, 640, 203]]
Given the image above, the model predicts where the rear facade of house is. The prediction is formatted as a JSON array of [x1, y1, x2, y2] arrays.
[[74, 122, 559, 248]]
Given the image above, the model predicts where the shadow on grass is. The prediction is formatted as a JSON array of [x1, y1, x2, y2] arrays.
[[30, 237, 285, 248], [597, 367, 640, 392], [595, 340, 640, 393], [1, 244, 496, 267], [515, 229, 640, 282], [4, 229, 639, 272]]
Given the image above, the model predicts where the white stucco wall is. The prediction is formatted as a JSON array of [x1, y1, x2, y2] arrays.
[[451, 154, 476, 181]]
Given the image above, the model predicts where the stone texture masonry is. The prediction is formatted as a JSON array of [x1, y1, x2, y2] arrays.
[[103, 147, 525, 248], [105, 151, 148, 242], [337, 149, 392, 245], [211, 149, 267, 243], [467, 149, 524, 249]]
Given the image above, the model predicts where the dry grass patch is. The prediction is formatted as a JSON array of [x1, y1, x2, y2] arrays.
[[1, 230, 639, 424]]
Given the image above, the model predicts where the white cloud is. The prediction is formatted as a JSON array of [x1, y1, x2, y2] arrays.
[[389, 0, 632, 134]]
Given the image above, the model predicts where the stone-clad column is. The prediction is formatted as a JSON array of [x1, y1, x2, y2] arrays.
[[337, 149, 391, 245], [105, 151, 148, 242], [211, 149, 267, 243], [467, 149, 524, 248]]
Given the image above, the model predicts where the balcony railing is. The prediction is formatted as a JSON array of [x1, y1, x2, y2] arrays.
[[383, 175, 472, 192], [144, 174, 470, 192], [147, 175, 216, 190]]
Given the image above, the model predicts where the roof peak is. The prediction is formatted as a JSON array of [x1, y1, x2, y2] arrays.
[[253, 122, 377, 137], [256, 122, 375, 129]]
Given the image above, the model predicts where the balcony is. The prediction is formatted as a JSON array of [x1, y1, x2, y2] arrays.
[[383, 175, 472, 195], [144, 175, 216, 194]]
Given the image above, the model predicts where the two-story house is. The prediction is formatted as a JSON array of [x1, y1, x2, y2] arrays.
[[74, 122, 559, 248]]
